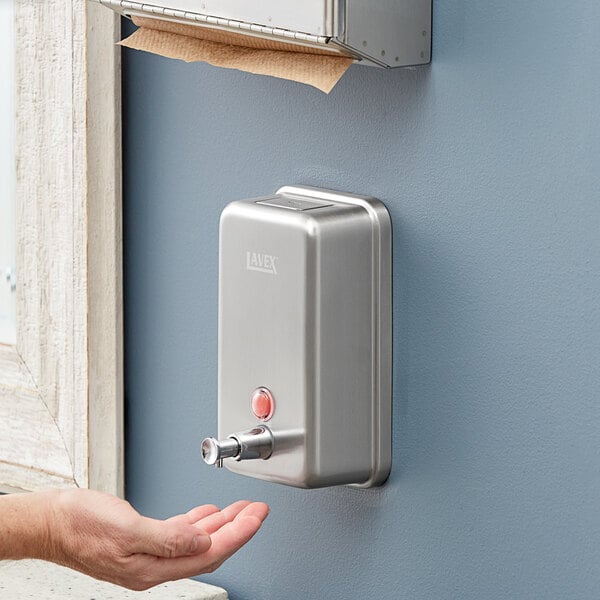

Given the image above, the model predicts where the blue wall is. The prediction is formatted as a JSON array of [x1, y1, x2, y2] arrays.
[[122, 2, 600, 598]]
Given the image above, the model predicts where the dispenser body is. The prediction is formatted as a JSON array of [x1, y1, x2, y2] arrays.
[[217, 186, 391, 488], [94, 0, 431, 68]]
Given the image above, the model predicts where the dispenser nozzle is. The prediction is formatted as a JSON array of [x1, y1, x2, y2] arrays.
[[201, 426, 274, 468], [201, 437, 239, 468]]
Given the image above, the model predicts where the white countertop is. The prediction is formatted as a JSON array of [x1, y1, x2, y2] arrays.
[[0, 560, 228, 599]]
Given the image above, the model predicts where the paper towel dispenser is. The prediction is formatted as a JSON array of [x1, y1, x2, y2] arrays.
[[94, 0, 431, 68], [201, 186, 392, 488]]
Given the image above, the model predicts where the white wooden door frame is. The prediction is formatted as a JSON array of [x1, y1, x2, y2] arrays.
[[0, 0, 123, 496]]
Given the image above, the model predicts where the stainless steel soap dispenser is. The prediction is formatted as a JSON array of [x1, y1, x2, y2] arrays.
[[201, 186, 392, 488]]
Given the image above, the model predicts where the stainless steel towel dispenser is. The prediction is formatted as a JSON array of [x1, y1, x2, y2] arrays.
[[201, 186, 392, 488], [93, 0, 431, 68]]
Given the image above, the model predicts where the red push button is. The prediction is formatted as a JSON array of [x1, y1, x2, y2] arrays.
[[251, 387, 275, 421]]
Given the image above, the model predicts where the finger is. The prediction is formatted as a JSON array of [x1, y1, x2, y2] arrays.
[[135, 502, 269, 584], [132, 516, 212, 558], [169, 500, 250, 535], [166, 504, 220, 526], [201, 502, 270, 571], [184, 504, 220, 523], [190, 500, 252, 535]]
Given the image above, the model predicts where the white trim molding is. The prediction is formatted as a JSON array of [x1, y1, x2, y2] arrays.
[[0, 0, 123, 496]]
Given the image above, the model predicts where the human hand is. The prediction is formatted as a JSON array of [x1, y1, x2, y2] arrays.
[[45, 489, 269, 590]]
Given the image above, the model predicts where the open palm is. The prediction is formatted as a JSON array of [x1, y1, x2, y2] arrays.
[[50, 489, 269, 590]]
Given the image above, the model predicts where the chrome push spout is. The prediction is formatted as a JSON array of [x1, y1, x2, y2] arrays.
[[201, 426, 274, 468]]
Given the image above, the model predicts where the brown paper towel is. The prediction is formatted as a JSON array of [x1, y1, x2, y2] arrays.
[[119, 17, 354, 94]]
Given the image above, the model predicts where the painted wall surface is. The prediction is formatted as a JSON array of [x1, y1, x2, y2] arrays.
[[122, 2, 600, 599]]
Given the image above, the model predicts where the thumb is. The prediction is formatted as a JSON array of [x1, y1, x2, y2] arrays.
[[133, 516, 212, 558]]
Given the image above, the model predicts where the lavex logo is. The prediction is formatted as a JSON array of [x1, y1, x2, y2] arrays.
[[246, 251, 278, 275]]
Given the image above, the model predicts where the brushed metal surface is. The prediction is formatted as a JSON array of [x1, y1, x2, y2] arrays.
[[94, 0, 431, 67], [215, 186, 391, 488]]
